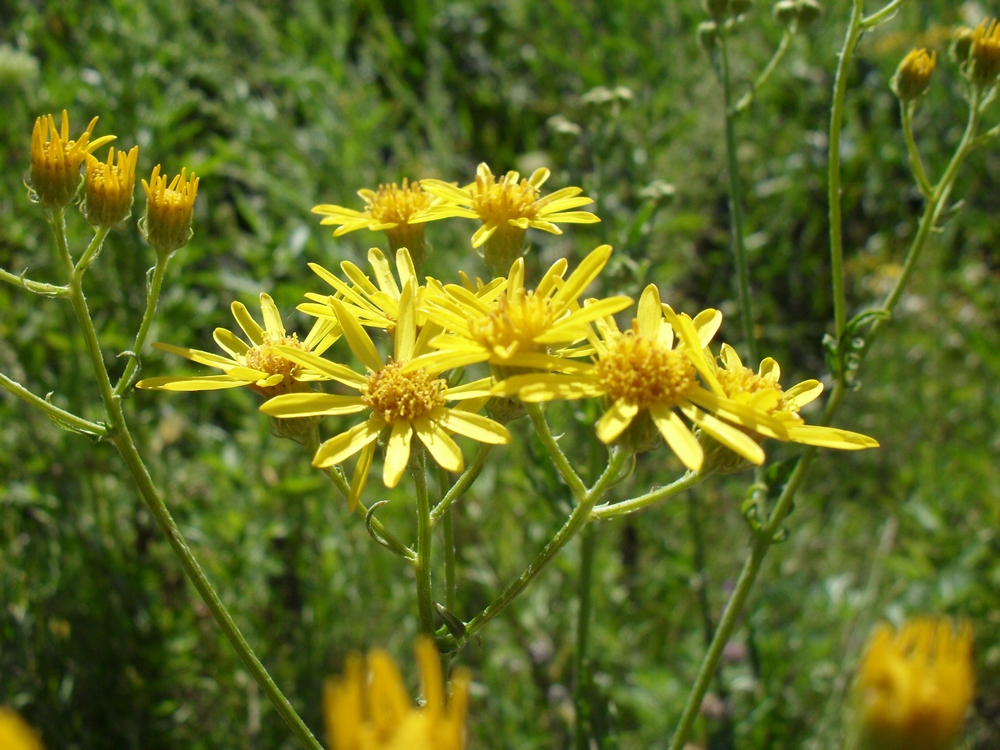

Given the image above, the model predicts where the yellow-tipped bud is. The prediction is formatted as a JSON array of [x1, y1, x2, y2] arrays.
[[83, 145, 138, 228], [0, 707, 45, 750], [28, 110, 115, 208], [970, 18, 1000, 86], [891, 48, 937, 102], [950, 26, 975, 65], [139, 165, 199, 255], [855, 618, 974, 750]]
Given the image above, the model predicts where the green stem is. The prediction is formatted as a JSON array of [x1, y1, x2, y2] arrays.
[[732, 31, 793, 115], [901, 101, 933, 198], [719, 30, 758, 365], [526, 403, 587, 502], [573, 523, 597, 750], [828, 0, 866, 346], [0, 267, 68, 297], [430, 442, 492, 525], [458, 450, 627, 645], [861, 0, 903, 28], [437, 465, 458, 613], [115, 255, 170, 396], [413, 450, 436, 635], [0, 370, 107, 436], [75, 226, 111, 274], [51, 217, 323, 750], [591, 470, 706, 519]]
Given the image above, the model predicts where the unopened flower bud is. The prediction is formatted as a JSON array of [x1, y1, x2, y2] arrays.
[[970, 18, 1000, 86], [950, 26, 975, 65], [83, 146, 138, 228], [704, 0, 730, 20], [795, 0, 823, 28], [697, 21, 720, 53], [891, 48, 937, 102], [139, 165, 199, 255], [28, 110, 115, 209], [773, 0, 798, 27]]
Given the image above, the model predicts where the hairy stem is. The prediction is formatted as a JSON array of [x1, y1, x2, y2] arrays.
[[574, 523, 597, 750], [732, 31, 793, 115], [0, 267, 68, 297], [116, 255, 171, 396], [526, 403, 587, 501], [413, 450, 436, 635], [0, 370, 107, 436], [430, 442, 492, 525]]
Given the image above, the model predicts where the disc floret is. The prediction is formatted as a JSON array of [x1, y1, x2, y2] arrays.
[[595, 323, 699, 409], [361, 361, 447, 424]]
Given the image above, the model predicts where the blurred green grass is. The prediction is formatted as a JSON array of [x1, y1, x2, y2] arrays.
[[1, 0, 998, 748]]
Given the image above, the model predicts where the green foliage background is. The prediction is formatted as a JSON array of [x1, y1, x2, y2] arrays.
[[1, 0, 998, 748]]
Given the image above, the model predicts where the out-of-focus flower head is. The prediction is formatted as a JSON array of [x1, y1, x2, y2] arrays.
[[0, 708, 44, 750], [139, 165, 199, 256], [29, 110, 115, 208], [891, 48, 937, 101]]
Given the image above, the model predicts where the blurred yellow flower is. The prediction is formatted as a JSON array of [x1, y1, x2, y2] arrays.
[[856, 618, 973, 750], [313, 179, 435, 264], [0, 708, 44, 750], [137, 293, 340, 399], [29, 110, 115, 208], [324, 637, 469, 750], [424, 244, 631, 368], [83, 145, 138, 227], [261, 280, 509, 496], [971, 18, 1000, 85], [139, 165, 199, 254], [493, 284, 784, 471], [891, 48, 937, 101]]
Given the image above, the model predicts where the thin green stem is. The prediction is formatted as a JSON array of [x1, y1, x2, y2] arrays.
[[573, 523, 597, 750], [828, 0, 866, 346], [50, 217, 322, 750], [437, 465, 458, 613], [901, 101, 933, 198], [75, 226, 111, 274], [0, 370, 107, 436], [732, 31, 793, 115], [413, 450, 436, 635], [430, 442, 492, 525], [116, 255, 170, 396], [526, 403, 587, 502], [591, 470, 705, 519], [719, 30, 758, 365], [0, 267, 68, 297], [861, 0, 903, 28], [457, 450, 627, 646]]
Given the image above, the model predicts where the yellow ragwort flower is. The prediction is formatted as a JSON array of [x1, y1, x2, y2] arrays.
[[493, 284, 792, 471], [971, 18, 1000, 85], [892, 48, 937, 101], [140, 165, 199, 254], [707, 343, 879, 451], [0, 708, 44, 750], [136, 293, 340, 399], [324, 637, 470, 750], [412, 163, 599, 273], [424, 244, 632, 369], [29, 110, 116, 208], [261, 280, 510, 496], [855, 618, 974, 750], [83, 145, 139, 227], [313, 179, 435, 266]]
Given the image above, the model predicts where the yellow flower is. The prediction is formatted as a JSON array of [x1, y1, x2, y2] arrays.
[[83, 145, 139, 227], [707, 343, 880, 451], [424, 244, 632, 369], [139, 165, 199, 255], [260, 280, 510, 496], [313, 179, 435, 266], [971, 18, 1000, 85], [493, 284, 788, 471], [29, 110, 116, 208], [412, 163, 599, 273], [324, 637, 470, 750], [855, 618, 973, 750], [892, 48, 937, 101], [0, 708, 44, 750], [136, 293, 340, 399]]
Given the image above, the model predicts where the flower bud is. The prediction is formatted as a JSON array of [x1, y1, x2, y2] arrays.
[[28, 110, 115, 209], [949, 26, 975, 65], [970, 18, 1000, 86], [697, 21, 720, 53], [795, 0, 822, 28], [83, 146, 138, 228], [704, 0, 730, 20], [774, 0, 822, 31], [891, 48, 937, 102], [139, 165, 199, 255]]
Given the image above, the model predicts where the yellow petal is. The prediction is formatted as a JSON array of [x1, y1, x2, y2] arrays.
[[414, 417, 464, 472], [443, 377, 496, 400], [367, 247, 401, 299], [135, 375, 248, 391], [434, 406, 511, 444], [231, 301, 264, 345], [394, 279, 417, 363], [213, 328, 250, 358], [273, 346, 367, 388], [259, 293, 284, 335], [382, 420, 413, 487], [152, 342, 237, 370], [686, 388, 789, 440], [314, 418, 383, 468], [649, 403, 703, 471], [260, 393, 367, 418], [682, 405, 764, 465], [692, 309, 723, 349], [784, 379, 823, 408], [551, 244, 612, 312], [395, 247, 416, 290], [785, 425, 879, 450], [348, 441, 376, 512], [338, 260, 379, 296], [471, 222, 498, 248], [637, 285, 661, 339], [331, 298, 384, 372], [595, 398, 639, 443], [720, 343, 743, 372]]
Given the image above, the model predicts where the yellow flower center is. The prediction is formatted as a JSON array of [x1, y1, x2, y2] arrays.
[[361, 361, 447, 423], [715, 365, 792, 414], [595, 328, 698, 408], [366, 179, 434, 225], [245, 332, 308, 379], [468, 289, 555, 353], [471, 171, 540, 225]]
